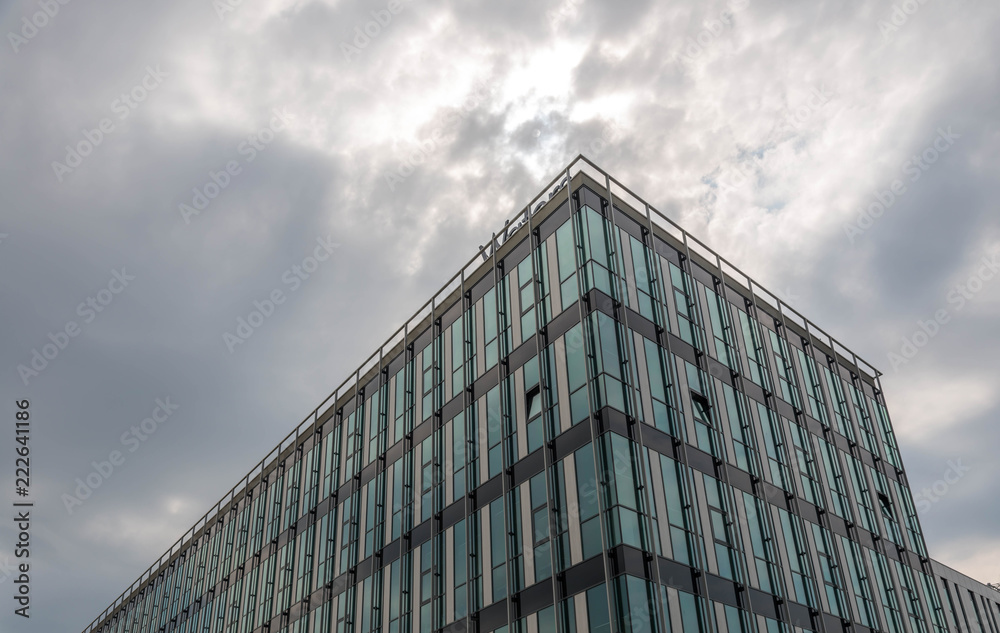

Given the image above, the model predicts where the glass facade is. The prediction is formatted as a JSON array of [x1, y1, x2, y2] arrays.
[[84, 163, 967, 633]]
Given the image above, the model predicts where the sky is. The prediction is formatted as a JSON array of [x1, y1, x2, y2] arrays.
[[1, 0, 998, 629]]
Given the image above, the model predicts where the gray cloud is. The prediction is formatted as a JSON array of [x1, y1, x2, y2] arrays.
[[1, 0, 999, 629]]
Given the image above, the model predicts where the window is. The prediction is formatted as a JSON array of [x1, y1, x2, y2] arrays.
[[869, 550, 905, 633], [564, 324, 591, 425], [524, 382, 544, 453], [529, 472, 552, 583], [703, 282, 737, 370], [451, 314, 465, 399], [294, 522, 315, 603], [453, 519, 468, 618], [321, 425, 341, 500], [628, 235, 658, 323], [767, 326, 802, 409], [893, 478, 927, 557], [736, 307, 770, 391], [742, 492, 780, 596], [848, 379, 879, 456], [757, 403, 792, 492], [484, 385, 505, 479], [846, 454, 878, 535], [641, 337, 681, 436], [720, 382, 758, 476], [489, 498, 507, 603], [789, 422, 821, 507], [525, 385, 542, 421], [420, 342, 437, 422], [816, 437, 852, 520], [302, 442, 321, 514], [840, 536, 877, 628], [703, 474, 740, 581], [822, 362, 854, 441], [451, 413, 467, 503], [796, 347, 828, 426], [418, 436, 435, 524], [776, 507, 817, 608], [810, 524, 846, 618], [417, 542, 435, 633], [659, 454, 701, 567], [314, 512, 336, 588], [518, 256, 537, 341], [338, 491, 360, 575], [678, 589, 709, 633], [368, 382, 389, 465], [282, 456, 301, 532], [364, 472, 386, 557], [669, 262, 702, 350], [550, 459, 573, 573], [614, 575, 660, 633], [555, 220, 579, 309], [574, 443, 603, 560], [589, 311, 630, 414], [870, 467, 903, 546], [687, 362, 719, 457], [600, 433, 646, 550], [577, 205, 615, 297], [587, 585, 613, 633]]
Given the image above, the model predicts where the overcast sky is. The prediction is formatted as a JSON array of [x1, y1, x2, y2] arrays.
[[1, 0, 998, 629]]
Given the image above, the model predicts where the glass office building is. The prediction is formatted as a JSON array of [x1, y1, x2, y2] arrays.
[[84, 157, 972, 633]]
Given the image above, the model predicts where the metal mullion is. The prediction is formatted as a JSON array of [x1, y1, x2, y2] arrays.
[[399, 318, 415, 632], [839, 348, 908, 633], [603, 179, 671, 633], [670, 218, 734, 632], [711, 262, 805, 631], [525, 201, 564, 630], [751, 290, 856, 630], [779, 308, 834, 633], [458, 266, 474, 633], [564, 167, 616, 632], [748, 326, 802, 607], [487, 228, 517, 629], [633, 197, 715, 625]]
